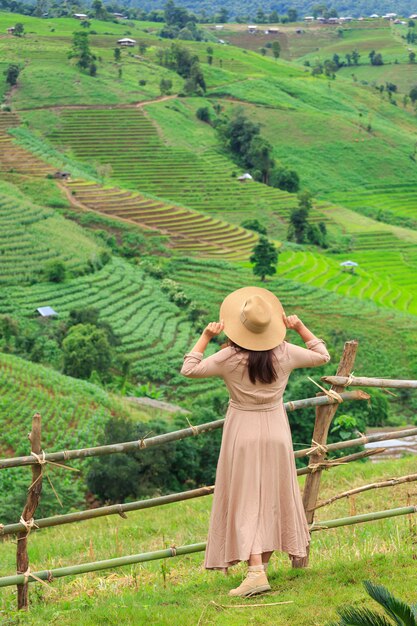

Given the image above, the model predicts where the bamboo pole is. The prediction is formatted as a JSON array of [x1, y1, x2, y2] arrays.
[[1, 503, 417, 590], [312, 472, 417, 511], [295, 340, 359, 569], [321, 375, 417, 389], [308, 504, 417, 531], [16, 413, 43, 611], [0, 448, 386, 537], [296, 446, 387, 475], [294, 425, 417, 458], [0, 485, 215, 536], [0, 392, 368, 471], [0, 542, 207, 589]]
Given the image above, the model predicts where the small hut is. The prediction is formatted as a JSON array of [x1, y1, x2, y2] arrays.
[[237, 173, 253, 182], [117, 38, 137, 47], [36, 306, 58, 318]]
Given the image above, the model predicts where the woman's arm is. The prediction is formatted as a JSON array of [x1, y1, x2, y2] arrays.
[[180, 321, 226, 378], [283, 314, 330, 368]]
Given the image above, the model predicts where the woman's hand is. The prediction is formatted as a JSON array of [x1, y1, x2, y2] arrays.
[[283, 314, 304, 332], [203, 320, 225, 339]]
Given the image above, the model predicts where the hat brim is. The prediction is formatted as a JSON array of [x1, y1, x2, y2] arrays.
[[220, 286, 286, 351]]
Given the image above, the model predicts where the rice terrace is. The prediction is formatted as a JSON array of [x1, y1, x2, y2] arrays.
[[0, 0, 417, 623]]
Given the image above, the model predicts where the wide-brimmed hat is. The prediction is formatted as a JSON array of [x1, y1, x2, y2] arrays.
[[220, 286, 286, 351]]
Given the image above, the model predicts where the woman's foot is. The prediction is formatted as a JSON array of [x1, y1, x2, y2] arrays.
[[228, 566, 271, 597]]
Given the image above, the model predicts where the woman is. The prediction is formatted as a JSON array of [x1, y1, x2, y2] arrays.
[[180, 286, 330, 597]]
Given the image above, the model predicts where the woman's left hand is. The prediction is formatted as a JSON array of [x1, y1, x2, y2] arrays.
[[203, 321, 225, 339]]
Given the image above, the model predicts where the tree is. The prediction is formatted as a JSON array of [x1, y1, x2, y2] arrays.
[[241, 219, 267, 234], [206, 45, 213, 65], [92, 0, 107, 19], [4, 64, 20, 86], [287, 191, 312, 244], [287, 8, 297, 22], [13, 22, 24, 37], [44, 259, 66, 282], [159, 78, 172, 94], [196, 106, 211, 123], [68, 31, 96, 73], [269, 167, 300, 192], [245, 136, 275, 183], [409, 51, 416, 64], [114, 47, 121, 62], [260, 47, 267, 56], [62, 323, 112, 379], [351, 49, 360, 65], [250, 236, 278, 282], [272, 40, 280, 60], [410, 85, 417, 103]]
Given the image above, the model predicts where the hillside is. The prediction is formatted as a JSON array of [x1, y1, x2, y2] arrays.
[[0, 10, 416, 618], [1, 453, 417, 624]]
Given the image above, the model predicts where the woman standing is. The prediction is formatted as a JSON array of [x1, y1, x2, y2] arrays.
[[180, 286, 330, 597]]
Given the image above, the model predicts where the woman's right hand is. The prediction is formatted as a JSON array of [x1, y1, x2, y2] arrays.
[[203, 320, 225, 339], [283, 314, 304, 332]]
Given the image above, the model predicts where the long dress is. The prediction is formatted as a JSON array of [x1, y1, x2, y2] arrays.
[[180, 337, 331, 571]]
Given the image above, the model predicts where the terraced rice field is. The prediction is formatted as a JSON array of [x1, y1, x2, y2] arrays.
[[66, 180, 258, 260], [1, 257, 219, 397], [0, 351, 149, 455], [330, 184, 417, 225], [45, 107, 331, 231], [169, 257, 417, 378], [0, 112, 54, 177], [0, 182, 102, 284]]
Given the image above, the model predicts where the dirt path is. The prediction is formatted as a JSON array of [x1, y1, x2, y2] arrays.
[[15, 94, 178, 113]]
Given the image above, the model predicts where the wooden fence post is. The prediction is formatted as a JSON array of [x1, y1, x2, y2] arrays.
[[292, 340, 359, 569], [16, 413, 43, 610]]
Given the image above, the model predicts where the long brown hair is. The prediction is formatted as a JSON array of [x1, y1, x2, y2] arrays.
[[229, 340, 278, 384]]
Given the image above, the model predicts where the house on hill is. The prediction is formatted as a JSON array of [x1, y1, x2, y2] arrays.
[[247, 25, 257, 33], [265, 28, 279, 34], [73, 13, 88, 20], [238, 172, 253, 182], [6, 26, 15, 34], [53, 171, 71, 180], [36, 306, 58, 318], [117, 38, 136, 46]]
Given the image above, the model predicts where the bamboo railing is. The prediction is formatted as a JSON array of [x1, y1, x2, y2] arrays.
[[0, 340, 416, 610]]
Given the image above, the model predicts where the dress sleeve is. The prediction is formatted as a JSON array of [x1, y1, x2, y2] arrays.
[[286, 338, 331, 370], [180, 350, 226, 379]]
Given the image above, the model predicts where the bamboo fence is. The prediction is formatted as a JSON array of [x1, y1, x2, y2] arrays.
[[0, 340, 416, 610]]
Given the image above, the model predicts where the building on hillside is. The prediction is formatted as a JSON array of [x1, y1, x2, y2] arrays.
[[117, 38, 137, 46], [36, 306, 58, 318], [113, 12, 127, 18], [328, 17, 339, 23], [265, 28, 279, 34], [73, 13, 88, 19], [215, 24, 224, 29], [370, 13, 380, 18], [410, 14, 417, 19], [304, 16, 314, 21], [247, 25, 257, 33], [53, 171, 71, 180], [7, 26, 15, 34], [237, 172, 253, 182]]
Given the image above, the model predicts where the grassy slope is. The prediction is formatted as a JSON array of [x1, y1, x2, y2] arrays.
[[0, 454, 416, 624]]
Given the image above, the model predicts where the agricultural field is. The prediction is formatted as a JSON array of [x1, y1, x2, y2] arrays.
[[1, 451, 417, 624], [0, 179, 104, 284]]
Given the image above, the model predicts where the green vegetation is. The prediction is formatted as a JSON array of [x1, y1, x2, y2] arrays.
[[0, 11, 416, 619], [1, 453, 417, 624]]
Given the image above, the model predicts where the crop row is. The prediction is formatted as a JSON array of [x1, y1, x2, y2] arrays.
[[67, 180, 258, 259]]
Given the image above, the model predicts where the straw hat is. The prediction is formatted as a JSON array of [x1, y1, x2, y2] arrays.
[[220, 286, 286, 351]]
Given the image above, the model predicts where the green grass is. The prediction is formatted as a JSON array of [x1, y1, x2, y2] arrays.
[[0, 179, 103, 284], [0, 453, 417, 624]]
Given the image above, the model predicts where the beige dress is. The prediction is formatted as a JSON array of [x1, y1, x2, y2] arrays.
[[180, 338, 331, 571]]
